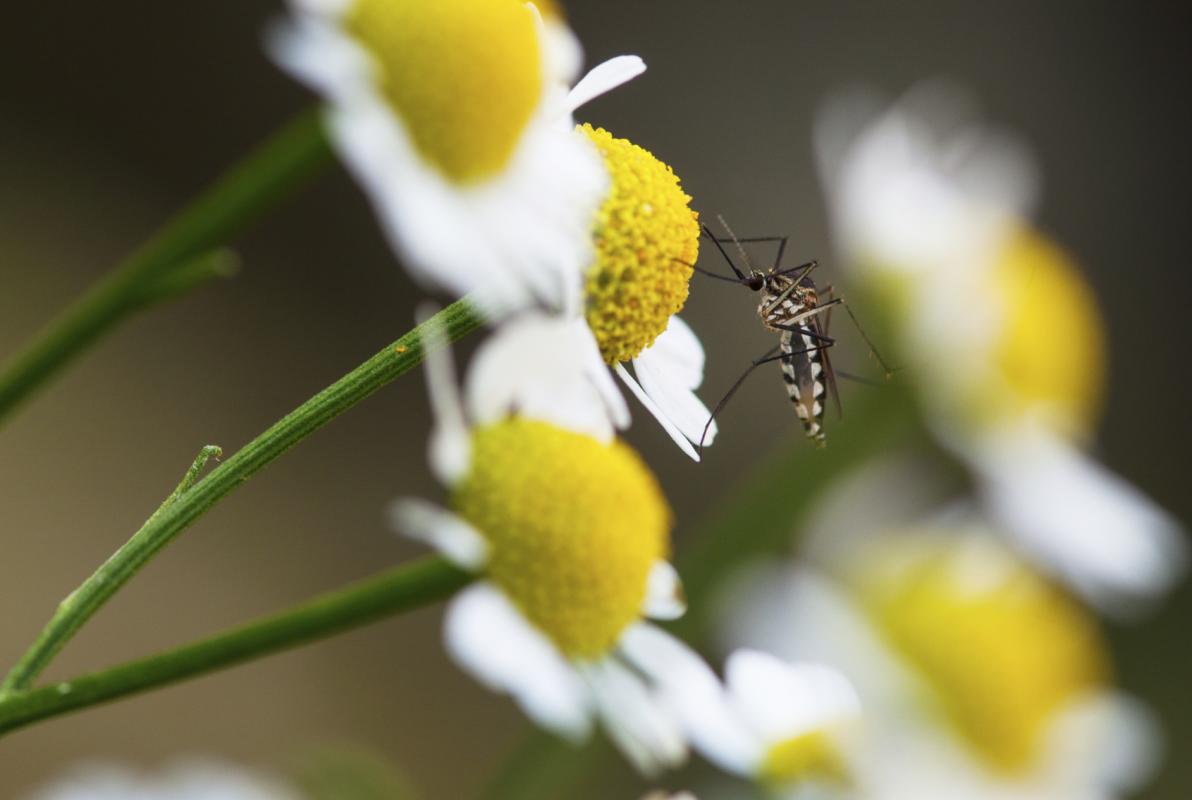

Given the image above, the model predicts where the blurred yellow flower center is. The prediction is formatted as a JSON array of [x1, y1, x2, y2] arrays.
[[345, 0, 543, 184], [580, 125, 700, 364], [451, 419, 671, 659], [760, 730, 848, 787], [989, 228, 1106, 438], [863, 540, 1106, 774]]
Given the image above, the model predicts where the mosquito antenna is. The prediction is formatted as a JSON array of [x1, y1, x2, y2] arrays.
[[701, 224, 748, 281], [697, 345, 780, 456], [716, 214, 759, 274]]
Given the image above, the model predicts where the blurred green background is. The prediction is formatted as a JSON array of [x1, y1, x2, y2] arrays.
[[1, 1, 1188, 796]]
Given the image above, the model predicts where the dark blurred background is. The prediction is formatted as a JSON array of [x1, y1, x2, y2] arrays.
[[2, 1, 1189, 797]]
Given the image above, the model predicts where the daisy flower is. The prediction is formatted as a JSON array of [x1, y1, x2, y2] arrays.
[[24, 760, 298, 800], [474, 125, 717, 459], [389, 316, 710, 774], [814, 83, 1185, 610], [269, 0, 645, 319], [658, 647, 861, 797], [719, 514, 1159, 800]]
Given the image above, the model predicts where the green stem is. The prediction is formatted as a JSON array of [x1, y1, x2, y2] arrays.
[[0, 556, 472, 736], [132, 249, 241, 310], [481, 387, 919, 800], [0, 446, 224, 695], [0, 109, 333, 424], [1, 300, 484, 694]]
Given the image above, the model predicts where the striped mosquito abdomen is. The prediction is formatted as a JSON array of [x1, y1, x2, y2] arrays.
[[761, 277, 828, 446], [779, 327, 827, 445]]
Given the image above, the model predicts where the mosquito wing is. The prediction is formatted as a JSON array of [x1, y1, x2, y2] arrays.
[[813, 312, 843, 420]]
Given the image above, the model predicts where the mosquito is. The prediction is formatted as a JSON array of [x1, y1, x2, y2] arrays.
[[690, 217, 891, 454]]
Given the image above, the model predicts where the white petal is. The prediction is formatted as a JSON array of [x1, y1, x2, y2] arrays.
[[633, 316, 717, 448], [288, 0, 350, 15], [724, 650, 860, 743], [566, 55, 646, 114], [642, 561, 687, 620], [578, 322, 632, 430], [815, 84, 1036, 280], [1042, 692, 1161, 795], [713, 563, 914, 711], [265, 13, 372, 100], [388, 498, 488, 570], [618, 624, 761, 777], [271, 10, 609, 321], [974, 426, 1187, 613], [416, 305, 471, 485], [580, 658, 687, 776], [464, 314, 618, 442], [536, 13, 584, 84], [444, 584, 592, 740], [615, 363, 700, 461]]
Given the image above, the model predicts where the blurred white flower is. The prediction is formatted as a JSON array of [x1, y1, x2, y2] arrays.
[[24, 760, 298, 800], [270, 0, 644, 320], [656, 647, 860, 797], [815, 83, 1185, 611], [718, 522, 1160, 800], [387, 315, 710, 775]]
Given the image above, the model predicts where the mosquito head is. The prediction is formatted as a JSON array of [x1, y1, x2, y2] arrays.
[[746, 272, 765, 291]]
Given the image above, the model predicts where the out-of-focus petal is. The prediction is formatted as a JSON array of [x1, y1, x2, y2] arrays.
[[444, 583, 592, 740]]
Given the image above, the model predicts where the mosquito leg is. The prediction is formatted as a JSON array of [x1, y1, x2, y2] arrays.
[[705, 235, 790, 244], [770, 259, 819, 279], [834, 370, 885, 387], [701, 224, 749, 281], [771, 323, 835, 345], [821, 285, 895, 378], [697, 342, 830, 457], [682, 258, 750, 285], [704, 233, 791, 271]]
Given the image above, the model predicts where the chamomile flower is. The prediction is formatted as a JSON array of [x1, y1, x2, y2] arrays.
[[581, 125, 716, 459], [269, 0, 645, 319], [473, 126, 717, 459], [24, 760, 298, 800], [657, 648, 861, 797], [720, 520, 1159, 800], [814, 83, 1185, 610], [389, 316, 710, 774]]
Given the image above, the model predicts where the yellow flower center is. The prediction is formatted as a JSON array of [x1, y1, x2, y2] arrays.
[[580, 125, 700, 364], [989, 227, 1106, 438], [861, 539, 1106, 774], [345, 0, 543, 183], [759, 730, 849, 787], [451, 419, 671, 659]]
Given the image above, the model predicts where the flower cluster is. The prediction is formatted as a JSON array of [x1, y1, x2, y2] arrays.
[[252, 6, 1180, 798], [5, 1, 1181, 799], [270, 0, 843, 785]]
